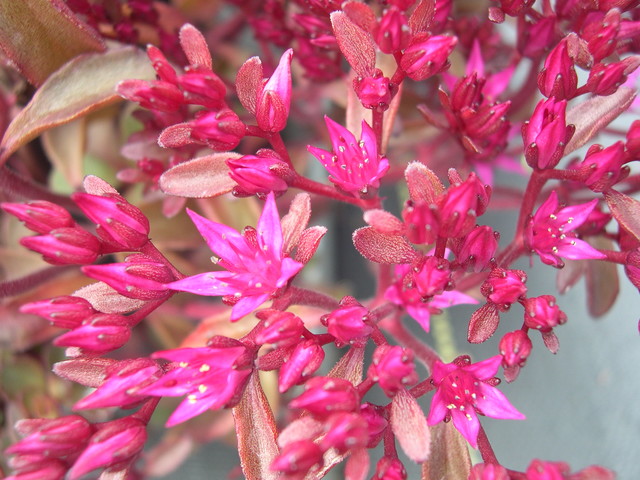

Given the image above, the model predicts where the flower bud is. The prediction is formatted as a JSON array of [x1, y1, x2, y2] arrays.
[[402, 200, 439, 245], [454, 225, 499, 272], [68, 417, 146, 480], [584, 9, 620, 62], [321, 299, 373, 347], [537, 39, 577, 99], [289, 377, 359, 418], [255, 310, 304, 347], [525, 459, 570, 480], [227, 151, 290, 197], [522, 97, 574, 170], [499, 0, 534, 16], [54, 314, 131, 354], [74, 358, 161, 410], [577, 142, 628, 192], [359, 403, 388, 448], [278, 340, 325, 392], [82, 254, 172, 300], [320, 412, 369, 453], [375, 7, 410, 54], [72, 192, 150, 249], [256, 49, 293, 133], [188, 108, 246, 150], [413, 256, 451, 298], [517, 16, 556, 58], [462, 101, 511, 139], [20, 296, 96, 329], [178, 71, 227, 109], [2, 201, 74, 234], [523, 295, 567, 331], [7, 457, 67, 480], [400, 33, 457, 81], [117, 79, 185, 112], [20, 228, 100, 265], [7, 415, 93, 457], [369, 345, 418, 396], [469, 463, 510, 480], [372, 457, 407, 480], [481, 268, 527, 309], [450, 73, 485, 112], [270, 440, 324, 477], [353, 70, 393, 111], [499, 330, 533, 369], [437, 172, 490, 238]]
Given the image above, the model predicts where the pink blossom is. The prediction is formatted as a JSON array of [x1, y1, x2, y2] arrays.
[[537, 38, 577, 99], [369, 345, 418, 396], [278, 339, 325, 392], [523, 295, 567, 332], [255, 310, 304, 347], [226, 151, 290, 197], [308, 116, 390, 197], [140, 341, 253, 426], [353, 69, 393, 111], [6, 415, 93, 457], [1, 200, 74, 234], [167, 192, 304, 321], [469, 463, 510, 480], [20, 296, 96, 329], [20, 228, 101, 266], [481, 268, 528, 309], [319, 412, 369, 453], [321, 299, 373, 347], [385, 264, 477, 332], [400, 33, 457, 81], [372, 457, 407, 480], [270, 439, 324, 479], [427, 355, 525, 448], [525, 191, 606, 268], [256, 49, 293, 132], [54, 314, 131, 354], [289, 377, 359, 418]]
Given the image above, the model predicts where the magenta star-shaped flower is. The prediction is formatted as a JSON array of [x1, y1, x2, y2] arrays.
[[525, 191, 606, 268], [307, 116, 390, 197], [427, 355, 525, 448], [167, 192, 303, 320]]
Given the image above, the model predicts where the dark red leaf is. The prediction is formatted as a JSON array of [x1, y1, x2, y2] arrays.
[[604, 189, 640, 242], [353, 227, 418, 264], [330, 11, 376, 77], [467, 303, 500, 344], [159, 153, 241, 198]]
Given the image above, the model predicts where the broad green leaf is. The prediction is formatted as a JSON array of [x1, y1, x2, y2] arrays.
[[0, 0, 104, 86], [1, 46, 155, 163]]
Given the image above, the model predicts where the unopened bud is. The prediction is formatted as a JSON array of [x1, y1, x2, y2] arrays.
[[20, 296, 96, 329], [54, 314, 131, 354], [2, 201, 74, 234], [20, 228, 100, 265]]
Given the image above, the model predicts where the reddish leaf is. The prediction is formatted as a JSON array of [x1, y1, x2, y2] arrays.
[[236, 56, 263, 115], [556, 259, 586, 295], [73, 282, 145, 314], [565, 87, 635, 155], [179, 24, 212, 70], [233, 371, 280, 480], [0, 0, 104, 86], [327, 346, 365, 385], [404, 162, 444, 205], [158, 123, 193, 149], [585, 237, 619, 318], [363, 209, 405, 235], [421, 422, 471, 480], [409, 0, 436, 34], [353, 227, 418, 264], [345, 448, 369, 480], [281, 193, 312, 256], [342, 1, 376, 32], [541, 330, 560, 354], [330, 11, 376, 77], [604, 189, 640, 242], [468, 303, 500, 344], [390, 389, 431, 463], [53, 358, 114, 388], [159, 153, 241, 198], [294, 226, 327, 265], [83, 175, 119, 196], [277, 417, 323, 447], [0, 46, 155, 163]]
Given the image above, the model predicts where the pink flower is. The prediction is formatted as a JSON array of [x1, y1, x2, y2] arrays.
[[385, 264, 477, 332], [369, 345, 418, 396], [537, 38, 577, 99], [1, 200, 74, 234], [427, 355, 525, 448], [525, 191, 606, 268], [167, 192, 304, 321], [140, 340, 253, 426], [321, 298, 373, 347], [308, 117, 390, 197], [226, 150, 290, 197], [400, 33, 457, 81]]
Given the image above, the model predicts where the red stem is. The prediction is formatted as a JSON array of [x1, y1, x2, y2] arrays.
[[287, 286, 340, 310], [0, 265, 76, 298], [477, 424, 499, 465], [381, 315, 440, 372]]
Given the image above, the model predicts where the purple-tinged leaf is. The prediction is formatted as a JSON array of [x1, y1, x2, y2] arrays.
[[391, 389, 431, 463], [565, 87, 635, 155], [345, 448, 369, 480], [281, 193, 312, 256], [53, 358, 115, 388], [404, 162, 444, 205], [585, 237, 619, 318], [556, 259, 587, 294], [0, 0, 104, 86], [236, 56, 263, 115], [330, 11, 376, 77], [179, 24, 212, 70], [342, 1, 376, 32], [468, 303, 500, 344], [542, 330, 560, 354], [295, 226, 327, 265], [73, 283, 146, 314], [0, 46, 155, 163], [409, 0, 436, 34], [421, 422, 471, 480], [327, 346, 365, 385], [233, 371, 279, 480], [364, 209, 405, 235], [159, 152, 241, 198], [604, 189, 640, 242], [353, 227, 418, 264]]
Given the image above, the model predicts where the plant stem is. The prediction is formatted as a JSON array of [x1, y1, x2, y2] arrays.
[[0, 265, 77, 298]]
